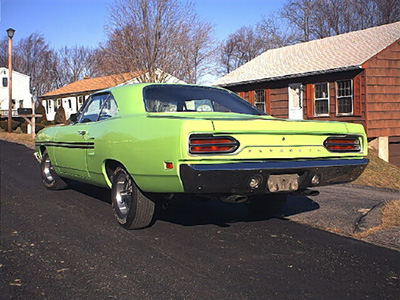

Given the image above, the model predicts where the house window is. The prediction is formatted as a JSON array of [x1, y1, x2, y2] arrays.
[[57, 99, 62, 107], [254, 89, 265, 112], [2, 77, 8, 87], [68, 99, 72, 109], [314, 83, 329, 116], [337, 80, 353, 115], [243, 92, 249, 101]]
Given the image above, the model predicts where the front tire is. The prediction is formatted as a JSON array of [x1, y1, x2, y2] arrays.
[[41, 150, 67, 190], [245, 194, 288, 218], [111, 168, 155, 230]]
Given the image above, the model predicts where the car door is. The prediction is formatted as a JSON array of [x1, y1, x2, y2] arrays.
[[53, 94, 110, 178], [84, 93, 119, 178]]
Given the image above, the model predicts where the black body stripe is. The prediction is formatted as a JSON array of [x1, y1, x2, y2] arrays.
[[35, 141, 95, 149]]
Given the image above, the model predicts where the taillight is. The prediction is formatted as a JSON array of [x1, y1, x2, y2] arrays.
[[324, 136, 361, 152], [189, 135, 239, 154]]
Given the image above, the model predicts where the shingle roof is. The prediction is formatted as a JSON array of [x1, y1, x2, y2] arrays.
[[214, 22, 400, 86], [41, 72, 141, 98]]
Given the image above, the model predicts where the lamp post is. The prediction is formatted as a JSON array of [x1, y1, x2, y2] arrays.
[[7, 28, 15, 133]]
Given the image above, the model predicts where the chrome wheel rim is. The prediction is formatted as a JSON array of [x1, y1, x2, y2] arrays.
[[114, 173, 132, 218], [43, 157, 54, 182]]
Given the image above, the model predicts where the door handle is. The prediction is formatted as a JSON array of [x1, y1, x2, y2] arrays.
[[78, 130, 87, 136]]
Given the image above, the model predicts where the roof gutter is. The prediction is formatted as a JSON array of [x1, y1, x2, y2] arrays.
[[215, 65, 363, 87], [38, 89, 104, 100]]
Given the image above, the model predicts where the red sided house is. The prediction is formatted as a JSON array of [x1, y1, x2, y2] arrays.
[[214, 22, 400, 166]]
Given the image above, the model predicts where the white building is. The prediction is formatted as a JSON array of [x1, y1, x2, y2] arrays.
[[40, 71, 185, 121], [0, 68, 32, 116]]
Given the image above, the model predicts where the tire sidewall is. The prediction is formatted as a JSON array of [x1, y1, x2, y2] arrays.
[[111, 169, 137, 228]]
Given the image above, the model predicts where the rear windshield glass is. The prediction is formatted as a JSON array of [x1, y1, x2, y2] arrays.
[[143, 85, 265, 115]]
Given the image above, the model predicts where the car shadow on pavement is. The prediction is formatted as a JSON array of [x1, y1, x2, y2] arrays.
[[282, 195, 321, 217], [65, 180, 112, 204], [154, 194, 320, 228], [63, 181, 320, 228]]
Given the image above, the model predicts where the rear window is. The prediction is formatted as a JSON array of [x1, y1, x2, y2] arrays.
[[143, 85, 265, 116]]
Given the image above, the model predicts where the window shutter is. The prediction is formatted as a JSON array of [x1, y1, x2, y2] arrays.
[[353, 76, 362, 117], [306, 84, 314, 118], [239, 92, 244, 98], [248, 91, 255, 105], [265, 89, 271, 115], [331, 82, 336, 115]]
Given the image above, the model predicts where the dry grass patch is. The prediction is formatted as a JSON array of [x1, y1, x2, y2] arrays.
[[353, 148, 400, 191], [382, 200, 400, 228], [354, 200, 400, 238], [0, 131, 34, 149]]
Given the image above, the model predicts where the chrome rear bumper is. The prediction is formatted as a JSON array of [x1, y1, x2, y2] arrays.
[[180, 158, 369, 194]]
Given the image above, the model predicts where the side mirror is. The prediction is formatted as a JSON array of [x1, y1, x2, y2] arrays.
[[69, 113, 78, 123]]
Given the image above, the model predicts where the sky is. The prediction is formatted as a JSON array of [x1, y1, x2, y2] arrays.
[[0, 0, 284, 49]]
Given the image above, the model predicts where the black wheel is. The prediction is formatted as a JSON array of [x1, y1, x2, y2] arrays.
[[111, 168, 155, 229], [245, 193, 288, 217], [41, 150, 67, 190]]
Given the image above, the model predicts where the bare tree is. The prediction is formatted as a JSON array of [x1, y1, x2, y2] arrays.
[[281, 0, 399, 43], [13, 33, 57, 97], [218, 26, 270, 75], [281, 0, 316, 42], [257, 16, 298, 48], [373, 0, 400, 25], [182, 20, 215, 84], [351, 0, 379, 29], [56, 45, 98, 84], [102, 0, 215, 84], [0, 37, 8, 67]]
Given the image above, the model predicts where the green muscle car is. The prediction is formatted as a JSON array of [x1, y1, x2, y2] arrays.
[[35, 83, 368, 229]]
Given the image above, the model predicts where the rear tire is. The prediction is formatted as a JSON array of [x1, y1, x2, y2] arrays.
[[41, 150, 67, 190], [111, 168, 155, 229], [245, 194, 288, 218]]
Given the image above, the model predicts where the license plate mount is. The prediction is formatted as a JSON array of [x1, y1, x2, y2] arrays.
[[267, 174, 299, 192]]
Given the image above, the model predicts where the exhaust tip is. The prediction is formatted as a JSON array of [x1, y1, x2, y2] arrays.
[[220, 195, 248, 203], [303, 189, 320, 197]]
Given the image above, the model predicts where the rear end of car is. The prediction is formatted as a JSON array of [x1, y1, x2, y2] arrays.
[[177, 116, 368, 196]]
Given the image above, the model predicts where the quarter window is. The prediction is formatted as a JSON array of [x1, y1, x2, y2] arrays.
[[254, 90, 265, 112], [79, 93, 118, 123], [314, 83, 329, 116], [337, 80, 353, 115]]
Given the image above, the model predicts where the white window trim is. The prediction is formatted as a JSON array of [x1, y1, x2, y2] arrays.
[[336, 80, 354, 116], [314, 82, 329, 117], [254, 89, 266, 113]]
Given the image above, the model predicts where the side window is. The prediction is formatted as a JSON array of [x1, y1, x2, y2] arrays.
[[99, 94, 118, 120], [79, 96, 102, 123], [79, 93, 118, 123]]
